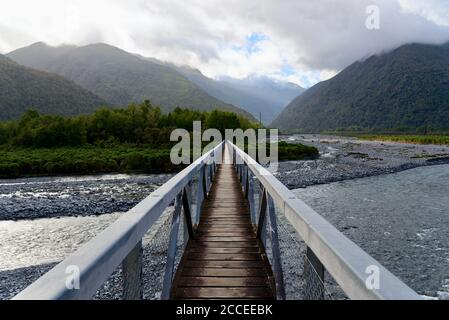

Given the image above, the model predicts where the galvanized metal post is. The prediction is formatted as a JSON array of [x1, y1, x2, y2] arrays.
[[208, 163, 213, 191], [304, 247, 325, 300], [122, 240, 143, 300], [242, 165, 247, 194], [161, 192, 182, 300], [201, 165, 208, 200], [244, 165, 249, 199], [183, 183, 193, 246], [182, 187, 195, 240], [267, 194, 286, 300], [248, 173, 256, 226], [256, 188, 267, 247], [195, 166, 204, 225]]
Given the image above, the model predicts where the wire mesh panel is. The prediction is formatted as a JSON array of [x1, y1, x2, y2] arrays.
[[138, 208, 173, 300], [248, 173, 346, 301], [275, 208, 347, 300], [122, 241, 143, 300], [93, 207, 176, 300]]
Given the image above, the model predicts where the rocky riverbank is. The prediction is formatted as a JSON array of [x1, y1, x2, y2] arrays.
[[276, 134, 449, 189], [0, 174, 172, 221]]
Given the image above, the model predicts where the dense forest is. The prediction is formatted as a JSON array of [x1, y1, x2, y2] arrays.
[[0, 102, 317, 177], [0, 100, 255, 148]]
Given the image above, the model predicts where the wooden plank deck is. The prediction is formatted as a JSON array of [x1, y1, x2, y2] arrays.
[[171, 164, 276, 300]]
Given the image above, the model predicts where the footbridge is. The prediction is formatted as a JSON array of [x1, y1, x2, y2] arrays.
[[14, 141, 421, 300]]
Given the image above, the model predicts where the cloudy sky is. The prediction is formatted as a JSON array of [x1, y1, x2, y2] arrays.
[[1, 0, 449, 87]]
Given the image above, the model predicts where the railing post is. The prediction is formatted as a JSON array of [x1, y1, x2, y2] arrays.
[[161, 192, 182, 300], [267, 194, 286, 300], [195, 165, 208, 225], [182, 187, 195, 240], [122, 240, 143, 300], [248, 173, 256, 226], [202, 165, 208, 200], [304, 247, 325, 300], [256, 187, 267, 246], [244, 165, 249, 199], [208, 162, 213, 191], [242, 164, 248, 195]]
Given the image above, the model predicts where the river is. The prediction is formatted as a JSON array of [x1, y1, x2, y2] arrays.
[[293, 164, 449, 299]]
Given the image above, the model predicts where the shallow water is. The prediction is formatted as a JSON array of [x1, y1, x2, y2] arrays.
[[293, 164, 449, 298], [0, 213, 122, 271]]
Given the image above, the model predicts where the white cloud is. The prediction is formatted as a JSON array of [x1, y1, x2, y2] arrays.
[[398, 0, 449, 26], [1, 0, 449, 87]]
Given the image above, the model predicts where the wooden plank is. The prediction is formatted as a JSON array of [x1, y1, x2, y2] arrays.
[[187, 253, 262, 261], [199, 220, 252, 224], [174, 287, 274, 299], [198, 227, 253, 233], [184, 260, 266, 269], [200, 215, 250, 220], [188, 247, 261, 254], [196, 236, 255, 242], [189, 241, 259, 248], [197, 232, 255, 238], [181, 268, 267, 277], [177, 277, 269, 287], [200, 215, 249, 219]]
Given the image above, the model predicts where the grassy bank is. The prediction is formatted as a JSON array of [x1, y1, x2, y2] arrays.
[[277, 141, 319, 160], [358, 134, 449, 146], [0, 145, 179, 178]]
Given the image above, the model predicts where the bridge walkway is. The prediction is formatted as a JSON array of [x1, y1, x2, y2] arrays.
[[170, 164, 276, 299]]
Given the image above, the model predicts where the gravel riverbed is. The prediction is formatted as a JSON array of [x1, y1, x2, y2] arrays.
[[276, 134, 449, 188]]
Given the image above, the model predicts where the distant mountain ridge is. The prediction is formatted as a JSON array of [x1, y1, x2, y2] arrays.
[[173, 65, 304, 123], [8, 42, 254, 119], [272, 42, 449, 132], [0, 54, 106, 121]]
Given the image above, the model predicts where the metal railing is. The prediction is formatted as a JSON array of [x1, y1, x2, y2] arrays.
[[13, 142, 224, 300], [227, 141, 421, 300]]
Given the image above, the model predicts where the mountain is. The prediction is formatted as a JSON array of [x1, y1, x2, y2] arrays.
[[272, 42, 449, 132], [173, 66, 304, 124], [8, 43, 254, 119], [0, 54, 106, 121]]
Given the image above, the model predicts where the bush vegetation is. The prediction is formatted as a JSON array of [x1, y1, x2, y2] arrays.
[[0, 102, 318, 178], [358, 134, 449, 146]]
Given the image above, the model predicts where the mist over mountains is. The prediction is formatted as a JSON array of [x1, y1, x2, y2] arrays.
[[173, 65, 304, 123], [7, 42, 257, 119], [5, 40, 449, 132], [272, 42, 449, 132]]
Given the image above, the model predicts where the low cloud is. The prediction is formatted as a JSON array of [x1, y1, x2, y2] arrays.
[[1, 0, 449, 87]]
